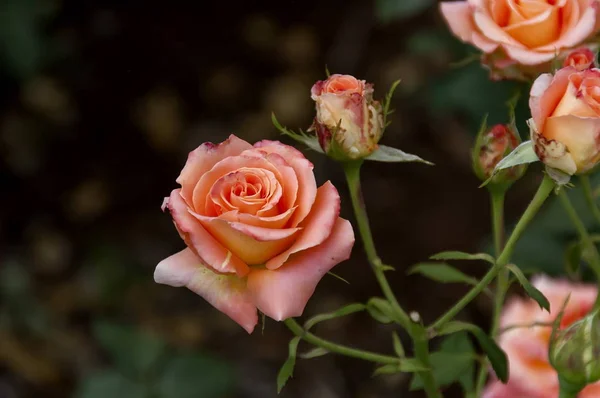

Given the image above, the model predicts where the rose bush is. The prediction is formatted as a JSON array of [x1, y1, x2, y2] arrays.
[[529, 66, 600, 175], [154, 135, 355, 333], [483, 276, 600, 398], [440, 0, 600, 79], [309, 74, 384, 160]]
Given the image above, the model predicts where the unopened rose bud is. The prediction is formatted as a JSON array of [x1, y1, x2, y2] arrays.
[[473, 123, 525, 186], [309, 74, 384, 160], [563, 47, 597, 71], [550, 312, 600, 391], [529, 67, 600, 175]]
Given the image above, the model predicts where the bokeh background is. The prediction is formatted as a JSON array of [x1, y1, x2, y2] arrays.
[[2, 1, 599, 397]]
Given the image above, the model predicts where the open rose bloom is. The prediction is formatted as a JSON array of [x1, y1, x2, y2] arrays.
[[310, 74, 384, 160], [154, 135, 355, 333], [529, 66, 600, 175], [483, 276, 600, 398], [440, 0, 600, 80]]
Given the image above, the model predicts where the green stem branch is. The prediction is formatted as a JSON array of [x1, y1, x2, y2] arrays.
[[431, 174, 555, 331], [343, 161, 440, 398], [580, 175, 600, 226], [283, 318, 400, 364], [558, 189, 600, 309]]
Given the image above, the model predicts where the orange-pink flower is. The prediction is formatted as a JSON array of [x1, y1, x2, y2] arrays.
[[563, 47, 597, 71], [154, 135, 355, 333], [483, 276, 600, 398], [440, 0, 600, 78], [529, 66, 600, 175]]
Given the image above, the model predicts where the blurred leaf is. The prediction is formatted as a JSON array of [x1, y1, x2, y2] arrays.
[[373, 359, 427, 376], [272, 113, 323, 153], [481, 141, 538, 187], [411, 333, 475, 391], [375, 0, 435, 23], [507, 264, 550, 311], [430, 251, 495, 264], [392, 332, 405, 357], [277, 337, 301, 393], [409, 263, 478, 286], [299, 347, 329, 359], [76, 370, 146, 398], [159, 353, 234, 398], [304, 303, 366, 330], [366, 298, 396, 324], [366, 145, 433, 165], [93, 321, 166, 379]]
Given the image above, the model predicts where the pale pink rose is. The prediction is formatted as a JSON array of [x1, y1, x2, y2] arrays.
[[440, 0, 600, 79], [310, 74, 384, 160], [154, 135, 355, 333], [563, 47, 597, 71], [529, 67, 600, 174], [482, 276, 600, 397]]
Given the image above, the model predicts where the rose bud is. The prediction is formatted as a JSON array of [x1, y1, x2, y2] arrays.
[[473, 123, 525, 186], [309, 74, 384, 160], [154, 135, 355, 333], [550, 311, 600, 390], [529, 67, 600, 175], [563, 47, 597, 71]]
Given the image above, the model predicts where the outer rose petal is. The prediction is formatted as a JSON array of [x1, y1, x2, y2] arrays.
[[176, 135, 253, 205], [582, 383, 600, 397], [252, 140, 317, 226], [501, 44, 558, 65], [246, 218, 354, 321], [530, 118, 578, 175], [166, 189, 249, 276], [539, 3, 598, 51], [154, 248, 258, 333], [482, 380, 542, 398], [530, 68, 575, 130], [543, 115, 600, 172], [439, 2, 477, 43], [265, 181, 340, 270]]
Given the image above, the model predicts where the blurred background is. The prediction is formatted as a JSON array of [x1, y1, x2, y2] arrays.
[[1, 0, 599, 397]]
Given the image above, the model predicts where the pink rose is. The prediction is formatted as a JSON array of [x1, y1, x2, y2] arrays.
[[310, 74, 384, 160], [440, 0, 600, 75], [475, 123, 524, 183], [529, 66, 600, 175], [482, 276, 600, 397], [563, 47, 597, 71], [154, 135, 355, 333]]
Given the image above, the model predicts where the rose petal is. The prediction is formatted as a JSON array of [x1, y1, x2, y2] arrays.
[[192, 212, 300, 265], [265, 181, 341, 270], [544, 114, 600, 171], [501, 44, 558, 65], [252, 140, 317, 226], [504, 8, 560, 48], [440, 2, 477, 43], [582, 383, 600, 398], [154, 248, 258, 333], [246, 218, 354, 321], [166, 189, 249, 276], [530, 68, 575, 130], [177, 135, 253, 205], [474, 8, 525, 48], [538, 1, 597, 52], [217, 207, 297, 230], [481, 380, 540, 398]]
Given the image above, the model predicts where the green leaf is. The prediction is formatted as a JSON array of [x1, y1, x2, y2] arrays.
[[481, 140, 538, 187], [277, 336, 301, 393], [366, 298, 396, 324], [507, 264, 551, 312], [75, 370, 146, 398], [392, 332, 405, 357], [375, 0, 435, 23], [373, 359, 427, 376], [383, 79, 401, 122], [299, 347, 329, 359], [304, 303, 366, 330], [271, 113, 323, 153], [411, 333, 475, 391], [158, 353, 234, 398], [92, 320, 166, 378], [409, 262, 479, 285], [430, 251, 495, 264], [366, 145, 433, 165]]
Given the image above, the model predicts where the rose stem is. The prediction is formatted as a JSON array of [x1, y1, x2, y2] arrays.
[[474, 188, 508, 394], [558, 189, 600, 309], [580, 175, 600, 226], [342, 160, 441, 398], [430, 174, 555, 331]]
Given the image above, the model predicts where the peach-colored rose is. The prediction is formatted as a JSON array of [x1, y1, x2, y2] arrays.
[[310, 74, 384, 160], [482, 276, 600, 398], [154, 135, 355, 333], [529, 66, 600, 174], [564, 47, 597, 70], [440, 0, 600, 76]]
